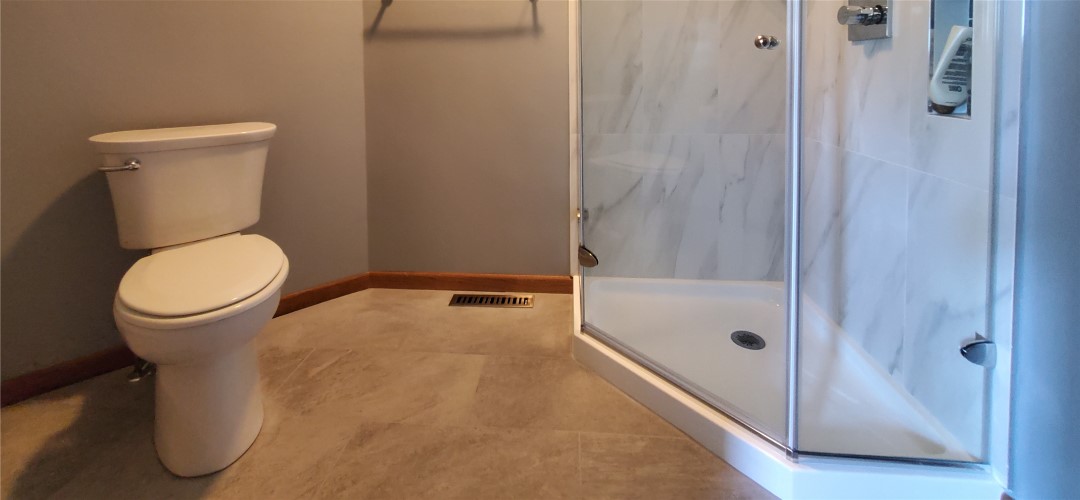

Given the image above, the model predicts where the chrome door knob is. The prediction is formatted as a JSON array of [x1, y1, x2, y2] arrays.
[[754, 35, 780, 50]]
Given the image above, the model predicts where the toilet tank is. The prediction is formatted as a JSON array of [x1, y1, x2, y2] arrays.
[[90, 123, 276, 249]]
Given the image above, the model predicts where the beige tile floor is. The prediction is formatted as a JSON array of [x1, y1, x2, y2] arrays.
[[1, 289, 774, 500]]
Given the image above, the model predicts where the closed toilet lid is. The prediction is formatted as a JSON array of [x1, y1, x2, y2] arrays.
[[118, 234, 285, 317]]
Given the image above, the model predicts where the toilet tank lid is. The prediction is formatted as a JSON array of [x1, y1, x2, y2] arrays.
[[118, 234, 285, 317], [89, 122, 276, 154]]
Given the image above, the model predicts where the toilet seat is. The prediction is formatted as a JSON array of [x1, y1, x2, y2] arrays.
[[115, 234, 288, 330]]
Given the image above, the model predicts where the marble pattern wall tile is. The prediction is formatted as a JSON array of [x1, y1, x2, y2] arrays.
[[902, 170, 990, 455], [582, 133, 723, 279], [581, 0, 787, 135], [580, 0, 642, 135], [580, 0, 787, 280], [803, 0, 914, 167], [636, 0, 722, 133], [801, 140, 908, 374], [582, 133, 785, 281], [715, 0, 787, 134], [716, 134, 786, 280]]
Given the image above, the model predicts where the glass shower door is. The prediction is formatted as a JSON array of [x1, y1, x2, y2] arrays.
[[578, 0, 789, 444], [793, 0, 1002, 463]]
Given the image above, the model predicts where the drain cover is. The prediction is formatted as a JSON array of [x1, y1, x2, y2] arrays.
[[731, 330, 766, 350], [449, 294, 533, 308]]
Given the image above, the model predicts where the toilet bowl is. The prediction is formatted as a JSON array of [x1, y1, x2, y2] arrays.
[[113, 233, 288, 476], [91, 122, 287, 477]]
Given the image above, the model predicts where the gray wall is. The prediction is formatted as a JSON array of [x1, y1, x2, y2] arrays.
[[363, 0, 570, 275], [1, 1, 369, 380], [1008, 1, 1080, 496]]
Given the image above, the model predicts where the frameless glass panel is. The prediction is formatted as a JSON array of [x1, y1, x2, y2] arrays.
[[795, 0, 1001, 462], [579, 0, 789, 444]]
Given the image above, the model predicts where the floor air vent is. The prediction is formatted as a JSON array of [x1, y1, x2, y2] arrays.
[[449, 294, 534, 308]]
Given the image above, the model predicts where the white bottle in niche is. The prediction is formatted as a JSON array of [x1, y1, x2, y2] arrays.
[[929, 25, 973, 114]]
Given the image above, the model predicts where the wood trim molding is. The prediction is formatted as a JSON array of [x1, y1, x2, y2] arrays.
[[274, 272, 572, 317], [274, 272, 371, 317], [1, 346, 135, 407], [368, 271, 573, 294], [3, 271, 572, 406]]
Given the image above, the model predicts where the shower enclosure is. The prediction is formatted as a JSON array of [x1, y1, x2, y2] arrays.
[[574, 0, 1019, 494]]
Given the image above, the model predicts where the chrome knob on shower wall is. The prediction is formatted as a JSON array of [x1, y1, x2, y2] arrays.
[[754, 35, 780, 50]]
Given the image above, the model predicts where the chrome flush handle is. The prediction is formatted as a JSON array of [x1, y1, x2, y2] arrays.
[[98, 158, 141, 173]]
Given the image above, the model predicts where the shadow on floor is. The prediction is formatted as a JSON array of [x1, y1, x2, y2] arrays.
[[2, 370, 220, 499]]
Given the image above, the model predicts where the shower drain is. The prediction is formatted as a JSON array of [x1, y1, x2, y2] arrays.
[[731, 330, 766, 350]]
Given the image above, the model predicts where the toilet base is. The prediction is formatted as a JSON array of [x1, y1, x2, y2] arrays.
[[153, 339, 264, 477]]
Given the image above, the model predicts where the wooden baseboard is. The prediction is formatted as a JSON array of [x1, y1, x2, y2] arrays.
[[2, 271, 572, 406], [275, 271, 572, 317], [274, 272, 371, 317], [369, 271, 573, 294], [1, 346, 135, 407]]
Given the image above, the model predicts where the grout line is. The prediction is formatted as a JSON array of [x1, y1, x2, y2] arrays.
[[577, 432, 583, 488]]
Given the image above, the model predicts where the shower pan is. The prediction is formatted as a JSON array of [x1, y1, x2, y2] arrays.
[[572, 0, 1022, 497]]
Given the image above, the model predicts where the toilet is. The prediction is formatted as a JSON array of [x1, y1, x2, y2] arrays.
[[91, 122, 289, 477]]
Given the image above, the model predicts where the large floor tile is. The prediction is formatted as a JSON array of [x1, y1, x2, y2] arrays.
[[471, 355, 682, 437], [580, 432, 775, 500], [260, 290, 413, 352], [316, 422, 579, 499], [271, 348, 486, 426], [208, 413, 356, 498]]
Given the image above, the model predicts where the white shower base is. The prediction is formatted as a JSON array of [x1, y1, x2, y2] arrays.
[[575, 276, 1001, 499]]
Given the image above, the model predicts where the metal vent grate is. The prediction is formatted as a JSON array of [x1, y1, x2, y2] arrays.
[[449, 294, 534, 308]]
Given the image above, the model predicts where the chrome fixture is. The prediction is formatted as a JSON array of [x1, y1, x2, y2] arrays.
[[754, 35, 781, 50], [578, 246, 599, 268], [449, 293, 534, 308], [98, 158, 141, 173], [127, 357, 156, 382], [837, 1, 891, 41], [960, 334, 996, 368]]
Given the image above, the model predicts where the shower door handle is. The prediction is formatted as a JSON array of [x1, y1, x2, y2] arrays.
[[754, 35, 780, 50], [578, 246, 599, 268], [960, 334, 996, 369]]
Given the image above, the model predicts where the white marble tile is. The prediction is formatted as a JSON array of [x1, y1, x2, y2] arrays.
[[716, 134, 786, 280], [714, 0, 786, 134], [580, 0, 643, 134], [581, 132, 784, 281], [800, 140, 908, 376], [902, 170, 991, 457], [635, 0, 722, 133], [581, 133, 723, 279], [803, 0, 913, 167]]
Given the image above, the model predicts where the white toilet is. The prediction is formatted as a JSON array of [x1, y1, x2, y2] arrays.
[[91, 122, 289, 477]]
